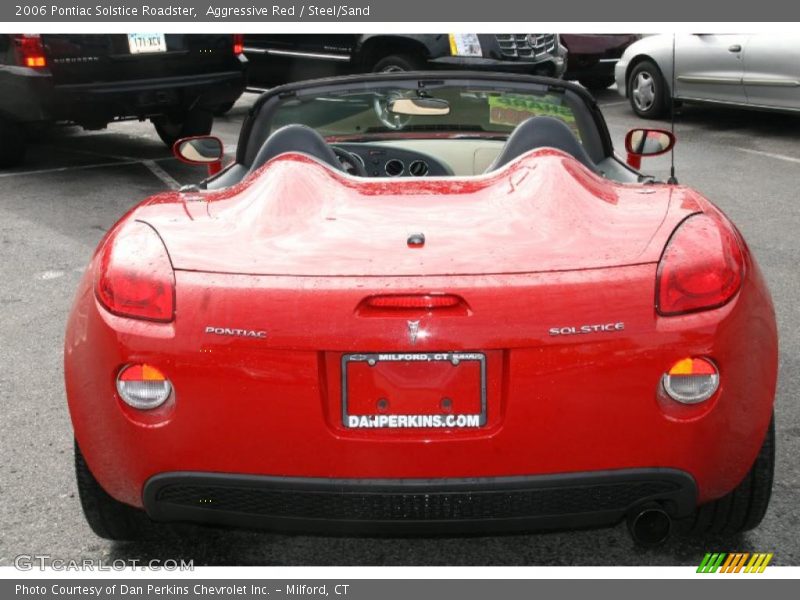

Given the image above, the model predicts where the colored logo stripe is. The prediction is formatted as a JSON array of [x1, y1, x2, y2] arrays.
[[720, 553, 749, 573], [697, 553, 726, 573], [745, 553, 773, 573], [697, 552, 773, 573]]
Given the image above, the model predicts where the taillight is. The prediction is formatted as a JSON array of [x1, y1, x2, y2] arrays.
[[656, 214, 744, 316], [94, 221, 175, 322], [233, 34, 244, 55], [14, 34, 47, 69]]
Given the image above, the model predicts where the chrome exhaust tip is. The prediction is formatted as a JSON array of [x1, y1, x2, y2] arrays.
[[627, 504, 672, 546]]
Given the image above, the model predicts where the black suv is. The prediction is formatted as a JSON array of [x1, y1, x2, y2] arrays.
[[243, 34, 566, 86], [0, 34, 247, 167]]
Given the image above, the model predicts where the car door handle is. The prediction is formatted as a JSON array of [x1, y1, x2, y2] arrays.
[[728, 44, 742, 53]]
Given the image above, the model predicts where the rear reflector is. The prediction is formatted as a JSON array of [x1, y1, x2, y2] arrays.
[[117, 364, 172, 410], [662, 357, 719, 404]]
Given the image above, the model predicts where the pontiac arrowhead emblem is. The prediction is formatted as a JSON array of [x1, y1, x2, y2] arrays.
[[407, 320, 420, 345]]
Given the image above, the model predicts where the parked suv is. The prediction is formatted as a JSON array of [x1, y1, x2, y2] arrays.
[[0, 34, 248, 167], [243, 34, 566, 86]]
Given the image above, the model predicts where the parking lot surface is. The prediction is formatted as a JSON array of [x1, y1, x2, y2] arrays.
[[0, 89, 798, 566]]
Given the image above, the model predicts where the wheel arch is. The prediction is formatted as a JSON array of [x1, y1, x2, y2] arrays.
[[626, 53, 674, 99], [355, 35, 433, 70]]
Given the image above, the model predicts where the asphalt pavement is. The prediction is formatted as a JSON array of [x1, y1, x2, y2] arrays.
[[0, 89, 798, 566]]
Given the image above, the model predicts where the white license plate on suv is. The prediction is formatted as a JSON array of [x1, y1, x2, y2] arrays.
[[127, 33, 167, 54]]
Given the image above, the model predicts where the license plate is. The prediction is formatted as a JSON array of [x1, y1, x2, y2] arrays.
[[127, 33, 167, 55], [342, 352, 487, 429]]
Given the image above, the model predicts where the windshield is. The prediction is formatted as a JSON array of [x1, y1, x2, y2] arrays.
[[266, 84, 584, 141], [237, 76, 612, 175]]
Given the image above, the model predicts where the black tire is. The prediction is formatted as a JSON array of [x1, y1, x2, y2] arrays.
[[212, 101, 236, 117], [152, 108, 214, 149], [686, 416, 775, 536], [371, 54, 426, 73], [0, 117, 27, 168], [578, 75, 615, 91], [74, 439, 154, 541], [627, 60, 669, 119]]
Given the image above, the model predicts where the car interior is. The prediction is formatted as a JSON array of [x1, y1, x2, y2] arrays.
[[205, 78, 642, 189], [244, 116, 602, 179]]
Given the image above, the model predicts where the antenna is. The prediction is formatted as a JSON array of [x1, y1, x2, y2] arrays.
[[667, 33, 678, 185]]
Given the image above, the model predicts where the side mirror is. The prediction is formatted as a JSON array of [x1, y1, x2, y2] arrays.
[[624, 128, 676, 169], [173, 136, 224, 176]]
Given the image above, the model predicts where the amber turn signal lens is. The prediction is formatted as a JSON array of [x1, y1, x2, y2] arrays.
[[661, 357, 719, 404], [116, 364, 172, 410]]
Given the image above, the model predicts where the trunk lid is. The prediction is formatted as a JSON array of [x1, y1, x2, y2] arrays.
[[144, 152, 697, 277]]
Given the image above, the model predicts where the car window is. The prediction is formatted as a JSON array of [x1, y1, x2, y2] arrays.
[[267, 86, 584, 142], [239, 77, 610, 170]]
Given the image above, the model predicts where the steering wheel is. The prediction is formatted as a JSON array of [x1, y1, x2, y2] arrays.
[[332, 147, 368, 177]]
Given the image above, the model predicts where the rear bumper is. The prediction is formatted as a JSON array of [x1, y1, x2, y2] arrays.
[[2, 67, 246, 126], [143, 469, 696, 534]]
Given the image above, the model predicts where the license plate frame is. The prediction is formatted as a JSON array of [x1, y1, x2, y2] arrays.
[[341, 352, 487, 429], [127, 33, 167, 55]]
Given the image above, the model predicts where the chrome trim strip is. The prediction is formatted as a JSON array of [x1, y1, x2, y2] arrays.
[[743, 78, 800, 87], [676, 75, 742, 85], [675, 95, 800, 113], [243, 47, 351, 62]]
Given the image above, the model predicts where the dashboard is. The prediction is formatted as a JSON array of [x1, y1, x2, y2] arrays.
[[331, 139, 642, 183], [332, 143, 454, 178]]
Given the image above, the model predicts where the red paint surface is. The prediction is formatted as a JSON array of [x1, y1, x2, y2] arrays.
[[139, 150, 698, 277], [64, 150, 778, 511]]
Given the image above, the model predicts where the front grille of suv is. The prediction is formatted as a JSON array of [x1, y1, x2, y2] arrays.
[[495, 34, 557, 59]]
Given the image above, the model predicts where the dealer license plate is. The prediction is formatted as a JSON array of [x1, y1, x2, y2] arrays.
[[127, 33, 167, 55], [342, 352, 487, 429]]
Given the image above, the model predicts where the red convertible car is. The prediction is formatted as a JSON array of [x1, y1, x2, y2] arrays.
[[65, 72, 777, 546]]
